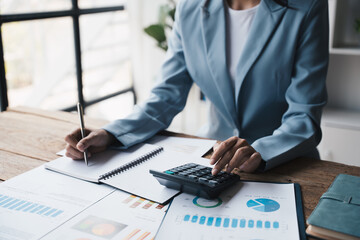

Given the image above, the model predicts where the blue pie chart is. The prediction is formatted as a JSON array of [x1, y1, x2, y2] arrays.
[[246, 198, 280, 212]]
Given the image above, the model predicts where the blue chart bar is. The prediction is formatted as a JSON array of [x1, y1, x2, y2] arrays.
[[223, 218, 230, 228], [52, 210, 63, 217], [183, 214, 280, 230], [207, 217, 214, 226], [199, 216, 206, 225], [44, 208, 57, 216], [240, 219, 246, 228], [4, 199, 19, 208], [273, 221, 279, 229], [215, 217, 222, 227], [31, 205, 44, 213], [248, 220, 254, 228], [10, 200, 26, 210], [24, 203, 38, 212], [265, 221, 271, 228], [0, 197, 13, 206], [16, 202, 31, 211], [0, 196, 8, 203], [0, 195, 64, 218], [231, 219, 238, 228], [38, 207, 51, 215]]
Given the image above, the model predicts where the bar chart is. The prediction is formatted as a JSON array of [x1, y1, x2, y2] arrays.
[[121, 194, 165, 211], [182, 214, 280, 230], [0, 194, 64, 218]]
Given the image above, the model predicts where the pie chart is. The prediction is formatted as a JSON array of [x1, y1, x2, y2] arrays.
[[246, 198, 280, 212]]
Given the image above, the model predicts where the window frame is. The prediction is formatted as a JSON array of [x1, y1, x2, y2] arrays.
[[0, 0, 136, 112]]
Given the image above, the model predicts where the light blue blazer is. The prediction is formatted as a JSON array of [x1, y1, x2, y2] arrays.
[[104, 0, 329, 170]]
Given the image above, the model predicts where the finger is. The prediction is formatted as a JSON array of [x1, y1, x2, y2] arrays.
[[65, 144, 85, 159], [226, 146, 253, 173], [77, 131, 98, 152], [64, 128, 82, 148], [212, 142, 220, 151], [65, 148, 83, 160], [210, 137, 238, 164], [211, 149, 235, 175], [239, 152, 262, 173]]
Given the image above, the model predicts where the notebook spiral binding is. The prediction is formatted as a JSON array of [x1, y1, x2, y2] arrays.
[[99, 146, 164, 181]]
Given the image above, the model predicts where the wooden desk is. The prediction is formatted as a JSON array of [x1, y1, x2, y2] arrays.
[[1, 107, 360, 221]]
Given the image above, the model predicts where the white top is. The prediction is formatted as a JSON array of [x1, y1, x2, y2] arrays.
[[198, 2, 260, 138], [226, 3, 259, 88]]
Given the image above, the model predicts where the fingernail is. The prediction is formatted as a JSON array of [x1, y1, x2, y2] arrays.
[[77, 143, 84, 151], [212, 168, 218, 175]]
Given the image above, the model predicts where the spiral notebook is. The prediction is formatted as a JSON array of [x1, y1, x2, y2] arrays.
[[45, 143, 180, 204]]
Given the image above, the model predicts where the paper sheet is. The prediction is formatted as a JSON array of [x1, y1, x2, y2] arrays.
[[101, 149, 212, 204], [42, 190, 168, 240], [57, 136, 216, 157], [146, 136, 216, 157], [48, 144, 161, 182], [0, 166, 114, 240], [156, 181, 300, 240], [51, 139, 215, 203]]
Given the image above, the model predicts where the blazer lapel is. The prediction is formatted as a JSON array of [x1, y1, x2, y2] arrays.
[[201, 0, 239, 128], [235, 0, 287, 106]]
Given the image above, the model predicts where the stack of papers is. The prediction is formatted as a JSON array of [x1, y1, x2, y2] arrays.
[[0, 136, 216, 239]]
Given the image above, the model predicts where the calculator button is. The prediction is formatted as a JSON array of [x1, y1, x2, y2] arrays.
[[208, 180, 218, 186], [179, 172, 189, 177], [193, 172, 203, 177], [188, 175, 198, 180], [186, 163, 197, 167], [196, 166, 207, 170], [165, 170, 175, 175], [198, 178, 209, 184], [217, 178, 226, 183]]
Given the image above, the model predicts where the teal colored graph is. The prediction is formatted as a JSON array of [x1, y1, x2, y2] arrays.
[[246, 198, 280, 212], [0, 194, 63, 217], [183, 214, 280, 229]]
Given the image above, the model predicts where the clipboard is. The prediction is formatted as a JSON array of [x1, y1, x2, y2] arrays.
[[155, 180, 306, 240]]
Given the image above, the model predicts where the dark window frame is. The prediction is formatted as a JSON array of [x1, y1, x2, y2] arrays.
[[0, 0, 136, 112]]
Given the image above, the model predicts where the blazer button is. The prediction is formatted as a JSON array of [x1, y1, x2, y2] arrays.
[[233, 129, 239, 136]]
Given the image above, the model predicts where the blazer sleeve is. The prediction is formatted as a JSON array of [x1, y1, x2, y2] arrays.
[[251, 0, 329, 170], [102, 1, 193, 149]]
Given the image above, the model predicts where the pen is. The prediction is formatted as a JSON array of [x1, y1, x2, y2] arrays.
[[77, 102, 88, 166]]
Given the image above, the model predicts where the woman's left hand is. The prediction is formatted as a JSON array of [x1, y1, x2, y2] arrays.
[[210, 136, 262, 175]]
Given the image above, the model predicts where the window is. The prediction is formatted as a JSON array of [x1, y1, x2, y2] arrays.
[[0, 0, 136, 113]]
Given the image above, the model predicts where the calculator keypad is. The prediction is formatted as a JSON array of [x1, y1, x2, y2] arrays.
[[150, 163, 240, 199], [165, 163, 236, 187]]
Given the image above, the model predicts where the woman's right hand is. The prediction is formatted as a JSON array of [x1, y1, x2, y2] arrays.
[[64, 128, 117, 160]]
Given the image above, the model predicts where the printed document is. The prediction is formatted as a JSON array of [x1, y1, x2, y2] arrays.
[[42, 190, 167, 240], [0, 166, 114, 240], [156, 181, 300, 240]]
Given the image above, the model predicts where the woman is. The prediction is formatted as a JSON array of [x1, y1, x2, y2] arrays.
[[65, 0, 329, 175]]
